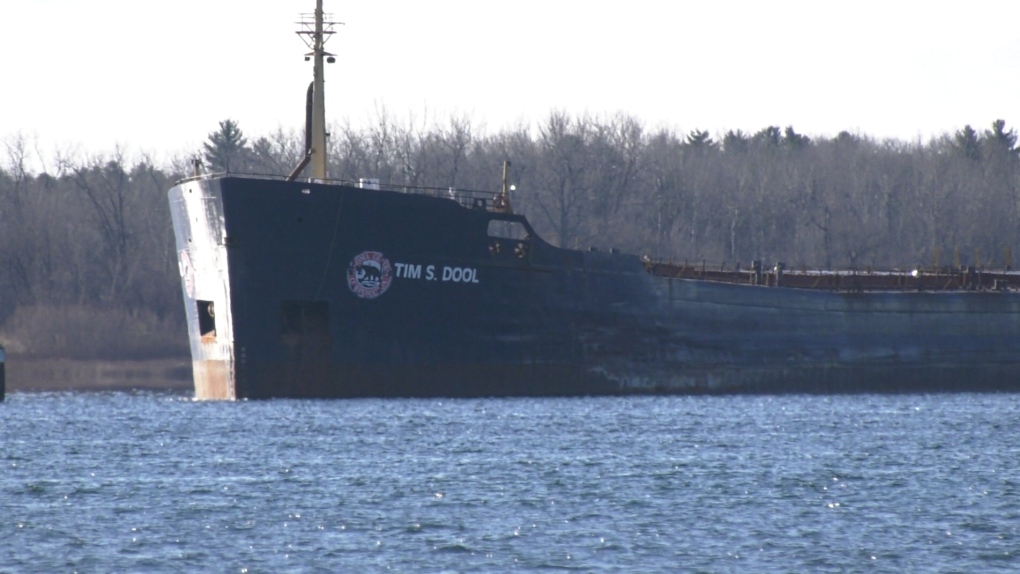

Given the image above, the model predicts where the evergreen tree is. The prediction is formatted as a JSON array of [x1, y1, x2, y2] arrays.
[[752, 126, 782, 148], [722, 130, 749, 154], [685, 129, 716, 151], [983, 119, 1018, 157], [783, 126, 811, 149], [202, 119, 250, 172], [953, 124, 981, 161], [834, 131, 859, 146]]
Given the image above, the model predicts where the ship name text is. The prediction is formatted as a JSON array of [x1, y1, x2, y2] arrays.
[[394, 262, 480, 284]]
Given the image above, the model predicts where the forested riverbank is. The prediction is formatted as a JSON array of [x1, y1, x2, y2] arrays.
[[2, 113, 1017, 364]]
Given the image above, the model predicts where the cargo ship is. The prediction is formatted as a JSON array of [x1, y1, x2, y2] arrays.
[[168, 2, 1020, 399]]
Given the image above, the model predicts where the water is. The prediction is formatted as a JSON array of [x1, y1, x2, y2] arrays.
[[2, 392, 1019, 573]]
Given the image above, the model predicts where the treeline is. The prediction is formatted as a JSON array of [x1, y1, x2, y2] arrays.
[[0, 142, 185, 359], [1, 114, 1018, 358]]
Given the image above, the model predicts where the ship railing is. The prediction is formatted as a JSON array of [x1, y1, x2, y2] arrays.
[[643, 258, 1020, 292], [370, 183, 500, 211], [174, 172, 505, 212]]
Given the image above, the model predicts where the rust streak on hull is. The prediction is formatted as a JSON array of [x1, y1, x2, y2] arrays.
[[193, 360, 233, 400]]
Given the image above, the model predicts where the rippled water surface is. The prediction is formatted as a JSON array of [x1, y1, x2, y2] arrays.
[[2, 391, 1020, 572]]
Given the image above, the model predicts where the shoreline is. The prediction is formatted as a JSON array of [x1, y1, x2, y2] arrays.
[[5, 358, 193, 393]]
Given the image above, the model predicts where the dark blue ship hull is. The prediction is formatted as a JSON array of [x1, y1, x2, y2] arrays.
[[169, 176, 1020, 399]]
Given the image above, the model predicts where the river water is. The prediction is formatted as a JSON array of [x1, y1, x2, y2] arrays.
[[2, 391, 1019, 572]]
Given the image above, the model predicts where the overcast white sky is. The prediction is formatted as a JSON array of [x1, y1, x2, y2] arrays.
[[2, 0, 1019, 165]]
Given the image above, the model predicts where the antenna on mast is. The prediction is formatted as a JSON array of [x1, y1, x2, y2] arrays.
[[290, 0, 341, 181], [494, 161, 514, 213]]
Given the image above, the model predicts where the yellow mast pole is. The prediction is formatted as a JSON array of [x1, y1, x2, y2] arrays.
[[310, 0, 328, 179]]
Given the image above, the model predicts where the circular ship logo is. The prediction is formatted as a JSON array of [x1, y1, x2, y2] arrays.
[[347, 251, 393, 299]]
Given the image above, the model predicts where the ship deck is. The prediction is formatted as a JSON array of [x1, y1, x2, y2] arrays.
[[644, 260, 1018, 292]]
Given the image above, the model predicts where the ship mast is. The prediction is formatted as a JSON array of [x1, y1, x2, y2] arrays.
[[294, 0, 339, 180]]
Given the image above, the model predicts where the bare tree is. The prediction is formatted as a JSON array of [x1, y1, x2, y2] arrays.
[[533, 111, 591, 248]]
